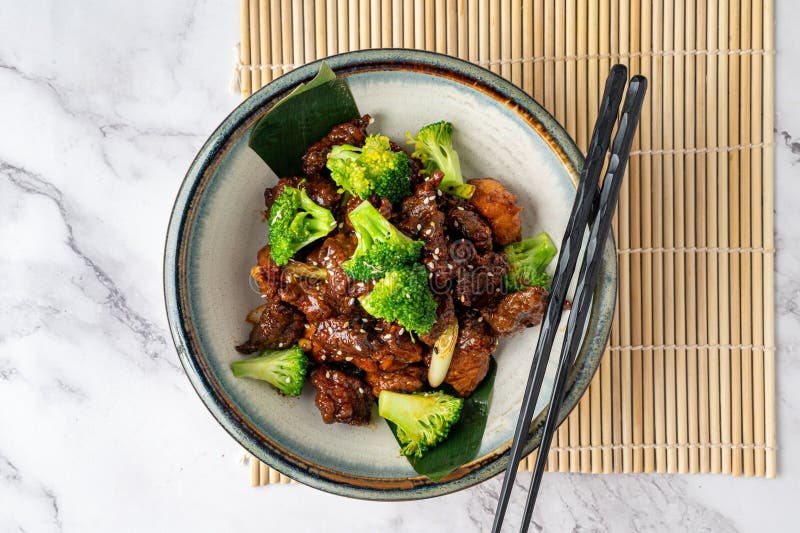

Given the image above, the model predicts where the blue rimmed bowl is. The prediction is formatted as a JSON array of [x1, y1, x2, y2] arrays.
[[164, 49, 616, 500]]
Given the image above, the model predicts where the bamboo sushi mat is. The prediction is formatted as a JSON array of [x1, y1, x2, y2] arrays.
[[234, 0, 776, 485]]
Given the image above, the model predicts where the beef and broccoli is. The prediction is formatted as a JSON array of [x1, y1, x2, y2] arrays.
[[232, 115, 557, 459]]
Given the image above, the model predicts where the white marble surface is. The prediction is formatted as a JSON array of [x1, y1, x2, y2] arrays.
[[1, 1, 798, 531]]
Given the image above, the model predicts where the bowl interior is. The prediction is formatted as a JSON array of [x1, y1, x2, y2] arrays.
[[166, 51, 615, 500]]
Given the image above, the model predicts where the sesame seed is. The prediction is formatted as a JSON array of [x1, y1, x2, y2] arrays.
[[447, 264, 454, 270], [417, 223, 422, 231], [358, 388, 364, 394], [460, 295, 466, 302], [437, 189, 442, 196], [487, 272, 494, 277], [285, 377, 291, 383], [405, 293, 411, 298], [429, 272, 433, 279], [278, 342, 284, 348], [325, 371, 331, 378], [355, 345, 362, 352], [345, 356, 353, 361], [336, 350, 342, 355], [349, 298, 356, 305], [478, 316, 484, 322], [338, 222, 344, 229], [457, 206, 464, 211], [453, 221, 459, 228], [434, 247, 440, 254], [321, 355, 327, 360], [495, 287, 501, 292]]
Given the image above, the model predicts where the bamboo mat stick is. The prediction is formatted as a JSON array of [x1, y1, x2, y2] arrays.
[[426, 0, 435, 50], [501, 0, 512, 80], [706, 0, 721, 474], [543, 0, 558, 472], [511, 0, 522, 86], [445, 0, 456, 56], [259, 0, 272, 87], [359, 0, 369, 49], [259, 460, 269, 485], [403, 0, 413, 49], [415, 0, 425, 50], [662, 0, 677, 475], [240, 0, 253, 97], [554, 0, 570, 471], [618, 0, 634, 476], [728, 0, 743, 478], [456, 0, 467, 59], [326, 0, 336, 54], [684, 0, 700, 475], [575, 0, 592, 474], [696, 0, 710, 475], [479, 0, 489, 66], [391, 0, 402, 47], [739, 0, 755, 478], [292, 0, 304, 68], [281, 1, 294, 74], [522, 0, 533, 96], [249, 454, 259, 486], [652, 0, 667, 474], [628, 0, 645, 475], [640, 0, 655, 474], [304, 0, 316, 64], [674, 0, 689, 474], [337, 0, 348, 53], [435, 0, 446, 53], [468, 0, 478, 61], [751, 0, 766, 478], [587, 0, 602, 475], [348, 0, 358, 51], [490, 0, 501, 74], [564, 0, 581, 473], [382, 0, 391, 47], [533, 0, 544, 103], [718, 0, 732, 476], [315, 0, 327, 58], [763, 0, 776, 478], [370, 0, 380, 48], [249, 0, 261, 93], [609, 0, 622, 474], [617, 2, 640, 472], [598, 0, 613, 475]]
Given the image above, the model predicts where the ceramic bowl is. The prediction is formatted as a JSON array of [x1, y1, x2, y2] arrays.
[[164, 49, 616, 500]]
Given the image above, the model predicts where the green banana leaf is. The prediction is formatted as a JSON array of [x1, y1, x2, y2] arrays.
[[387, 357, 497, 481], [248, 62, 360, 177]]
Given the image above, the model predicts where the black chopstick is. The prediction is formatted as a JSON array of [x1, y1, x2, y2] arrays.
[[491, 64, 629, 533], [519, 75, 648, 533]]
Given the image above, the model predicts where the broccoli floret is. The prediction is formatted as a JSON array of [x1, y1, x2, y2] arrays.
[[326, 135, 413, 203], [378, 390, 464, 458], [342, 200, 423, 280], [504, 232, 558, 292], [268, 186, 337, 266], [359, 263, 437, 334], [231, 345, 308, 396], [326, 144, 374, 199], [407, 121, 475, 199]]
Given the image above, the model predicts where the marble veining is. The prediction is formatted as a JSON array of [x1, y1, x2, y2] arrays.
[[1, 1, 797, 531]]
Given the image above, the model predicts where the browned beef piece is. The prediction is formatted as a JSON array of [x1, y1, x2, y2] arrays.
[[467, 178, 523, 245], [235, 302, 305, 354], [446, 206, 493, 252], [365, 365, 427, 397], [452, 246, 510, 308], [264, 175, 342, 211], [397, 170, 453, 289], [481, 285, 549, 336], [305, 318, 423, 373], [444, 312, 497, 397], [311, 367, 373, 425], [306, 233, 366, 298], [419, 294, 455, 347], [279, 270, 339, 322], [301, 115, 372, 176], [249, 245, 282, 299]]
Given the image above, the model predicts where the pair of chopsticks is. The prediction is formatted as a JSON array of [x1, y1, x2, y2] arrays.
[[492, 66, 647, 533]]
